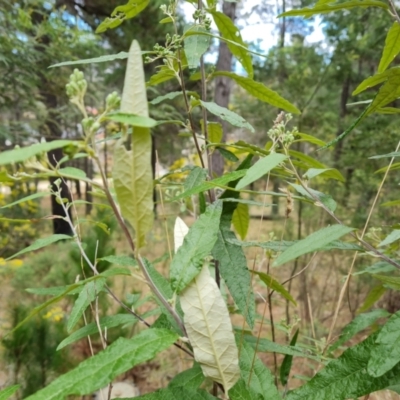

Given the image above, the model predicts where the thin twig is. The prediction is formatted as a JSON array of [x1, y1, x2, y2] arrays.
[[388, 0, 400, 24]]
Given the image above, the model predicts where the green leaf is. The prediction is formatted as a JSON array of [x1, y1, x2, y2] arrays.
[[98, 254, 137, 267], [213, 229, 255, 329], [378, 22, 400, 73], [0, 385, 20, 400], [230, 238, 363, 252], [170, 169, 248, 201], [49, 52, 129, 68], [209, 11, 253, 77], [113, 40, 153, 249], [352, 68, 400, 96], [184, 167, 208, 192], [374, 274, 400, 291], [170, 201, 223, 292], [1, 192, 48, 208], [150, 91, 183, 105], [57, 314, 137, 350], [96, 0, 149, 33], [213, 71, 300, 115], [353, 261, 397, 275], [168, 362, 204, 390], [236, 153, 287, 190], [288, 183, 337, 212], [367, 73, 400, 116], [238, 340, 281, 399], [379, 229, 400, 247], [280, 329, 299, 386], [232, 202, 249, 240], [329, 309, 389, 352], [67, 278, 107, 332], [252, 271, 297, 306], [289, 150, 326, 169], [200, 101, 254, 132], [207, 122, 223, 143], [274, 225, 354, 267], [229, 378, 264, 400], [6, 234, 72, 260], [57, 167, 86, 179], [0, 140, 75, 166], [25, 329, 178, 400], [243, 335, 320, 361], [357, 284, 387, 313], [285, 333, 400, 400], [294, 133, 326, 147], [218, 147, 239, 161], [147, 66, 176, 86], [303, 168, 345, 182], [280, 0, 388, 17], [106, 112, 157, 128], [135, 387, 219, 399], [184, 25, 211, 69]]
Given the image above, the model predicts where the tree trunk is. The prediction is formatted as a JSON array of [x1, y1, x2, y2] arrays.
[[212, 1, 237, 177]]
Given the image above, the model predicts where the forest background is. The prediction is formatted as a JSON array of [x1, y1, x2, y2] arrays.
[[1, 0, 400, 399]]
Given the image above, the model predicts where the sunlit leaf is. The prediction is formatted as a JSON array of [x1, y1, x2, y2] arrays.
[[174, 217, 190, 253], [274, 225, 354, 266], [113, 40, 153, 249], [0, 140, 75, 166], [207, 122, 223, 143], [236, 153, 288, 190], [50, 52, 129, 68], [106, 112, 157, 128], [210, 11, 253, 77], [232, 202, 249, 240], [280, 0, 388, 17], [180, 265, 240, 392], [213, 71, 300, 114], [379, 229, 400, 247], [252, 271, 297, 305], [150, 91, 183, 105], [303, 168, 345, 182], [378, 22, 400, 73], [0, 385, 20, 400], [1, 192, 48, 208]]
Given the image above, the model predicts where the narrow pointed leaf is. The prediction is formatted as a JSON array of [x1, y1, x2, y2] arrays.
[[252, 271, 297, 306], [113, 40, 153, 249], [200, 101, 254, 132], [285, 333, 400, 400], [212, 230, 255, 328], [50, 52, 129, 68], [25, 329, 178, 400], [368, 310, 400, 376], [352, 68, 400, 96], [180, 265, 241, 392], [170, 202, 223, 292], [330, 309, 389, 352], [184, 166, 208, 192], [303, 168, 345, 182], [379, 229, 400, 247], [210, 11, 253, 77], [357, 284, 387, 313], [232, 202, 249, 240], [1, 192, 48, 208], [367, 73, 400, 115], [280, 0, 388, 17], [67, 278, 107, 332], [274, 225, 354, 266], [6, 234, 72, 260], [208, 122, 223, 144], [150, 91, 183, 105], [106, 112, 157, 128], [213, 71, 300, 114], [378, 22, 400, 73], [280, 329, 299, 386], [236, 153, 287, 190], [58, 314, 137, 350], [0, 140, 74, 166], [0, 385, 20, 400], [229, 378, 264, 400]]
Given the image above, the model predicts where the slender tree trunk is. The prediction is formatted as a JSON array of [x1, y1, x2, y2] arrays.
[[212, 1, 237, 177]]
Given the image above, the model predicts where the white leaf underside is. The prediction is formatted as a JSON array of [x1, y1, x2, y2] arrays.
[[180, 265, 240, 392]]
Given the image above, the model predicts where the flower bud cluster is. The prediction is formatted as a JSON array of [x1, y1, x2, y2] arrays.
[[268, 112, 298, 152]]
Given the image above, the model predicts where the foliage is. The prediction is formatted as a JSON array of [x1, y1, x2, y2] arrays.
[[2, 0, 400, 399]]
